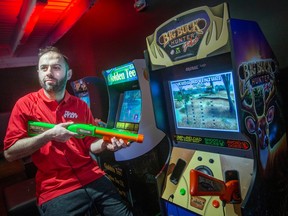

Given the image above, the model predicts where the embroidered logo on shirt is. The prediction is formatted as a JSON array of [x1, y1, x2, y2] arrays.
[[64, 111, 78, 119]]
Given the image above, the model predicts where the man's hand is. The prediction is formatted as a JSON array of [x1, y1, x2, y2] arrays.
[[105, 137, 130, 152], [48, 122, 78, 142], [90, 137, 130, 154], [94, 118, 107, 127]]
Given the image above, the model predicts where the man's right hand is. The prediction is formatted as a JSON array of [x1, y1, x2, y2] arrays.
[[48, 122, 78, 142]]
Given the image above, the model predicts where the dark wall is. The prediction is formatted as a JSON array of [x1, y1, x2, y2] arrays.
[[0, 66, 39, 112], [279, 67, 288, 122], [1, 0, 287, 113]]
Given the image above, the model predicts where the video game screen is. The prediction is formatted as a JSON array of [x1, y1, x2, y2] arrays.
[[79, 95, 90, 107], [118, 89, 142, 123], [71, 79, 90, 107], [169, 71, 239, 132]]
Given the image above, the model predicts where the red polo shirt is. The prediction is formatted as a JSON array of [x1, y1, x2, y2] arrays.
[[4, 89, 105, 205]]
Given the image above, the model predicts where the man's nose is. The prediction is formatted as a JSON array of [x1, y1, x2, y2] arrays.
[[46, 66, 54, 74], [44, 67, 54, 78]]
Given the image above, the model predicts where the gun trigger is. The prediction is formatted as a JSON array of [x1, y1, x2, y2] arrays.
[[76, 134, 85, 139]]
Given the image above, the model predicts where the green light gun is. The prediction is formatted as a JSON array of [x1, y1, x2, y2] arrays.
[[28, 121, 144, 143]]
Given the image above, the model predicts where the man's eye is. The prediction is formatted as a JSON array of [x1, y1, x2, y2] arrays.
[[53, 66, 61, 70], [40, 66, 48, 71]]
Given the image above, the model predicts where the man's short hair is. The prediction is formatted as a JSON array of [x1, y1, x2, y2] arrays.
[[38, 46, 69, 70]]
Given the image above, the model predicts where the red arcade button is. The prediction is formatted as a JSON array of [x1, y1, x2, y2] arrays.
[[212, 200, 220, 208]]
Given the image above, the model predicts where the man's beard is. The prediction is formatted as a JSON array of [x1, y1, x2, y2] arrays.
[[39, 74, 67, 93]]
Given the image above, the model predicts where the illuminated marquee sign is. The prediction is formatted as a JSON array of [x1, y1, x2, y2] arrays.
[[156, 16, 208, 61], [104, 62, 138, 86], [146, 3, 229, 68]]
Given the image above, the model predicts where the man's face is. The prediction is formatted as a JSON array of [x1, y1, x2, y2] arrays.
[[38, 51, 70, 93]]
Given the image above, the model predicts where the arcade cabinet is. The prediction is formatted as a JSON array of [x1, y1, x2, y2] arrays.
[[101, 60, 170, 215], [70, 76, 109, 122], [145, 2, 288, 216]]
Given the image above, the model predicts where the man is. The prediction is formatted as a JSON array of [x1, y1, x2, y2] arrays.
[[4, 46, 134, 216]]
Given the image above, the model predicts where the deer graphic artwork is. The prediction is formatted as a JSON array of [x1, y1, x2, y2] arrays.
[[242, 86, 275, 172], [239, 59, 288, 180], [238, 58, 285, 176]]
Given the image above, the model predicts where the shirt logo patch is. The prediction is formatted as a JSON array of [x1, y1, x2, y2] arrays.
[[64, 111, 78, 119]]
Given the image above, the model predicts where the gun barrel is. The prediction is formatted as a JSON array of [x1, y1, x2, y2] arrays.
[[95, 127, 144, 143], [67, 123, 144, 143], [28, 121, 55, 136]]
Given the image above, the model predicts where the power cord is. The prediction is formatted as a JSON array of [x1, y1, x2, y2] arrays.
[[222, 201, 226, 216]]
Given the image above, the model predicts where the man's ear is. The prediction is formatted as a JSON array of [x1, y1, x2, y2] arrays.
[[67, 69, 72, 80]]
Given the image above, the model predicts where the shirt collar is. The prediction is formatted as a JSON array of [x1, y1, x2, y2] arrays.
[[38, 88, 71, 104]]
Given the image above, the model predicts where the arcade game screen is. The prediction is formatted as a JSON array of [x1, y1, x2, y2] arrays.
[[169, 71, 239, 132], [118, 89, 142, 123], [71, 79, 90, 107]]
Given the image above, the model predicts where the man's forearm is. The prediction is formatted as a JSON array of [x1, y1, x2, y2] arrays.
[[5, 122, 79, 162], [4, 132, 51, 162]]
